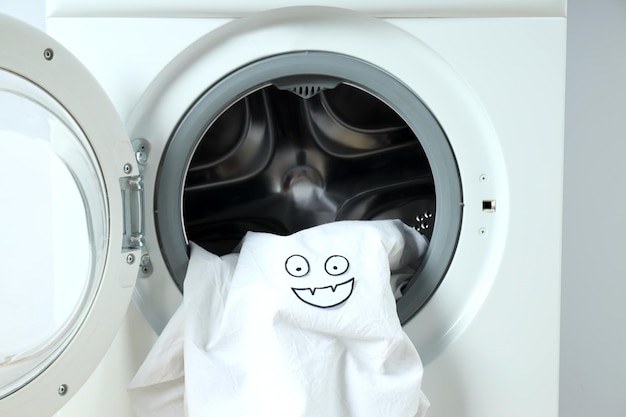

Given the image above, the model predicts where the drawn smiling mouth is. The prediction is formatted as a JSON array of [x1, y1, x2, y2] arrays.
[[291, 278, 355, 308]]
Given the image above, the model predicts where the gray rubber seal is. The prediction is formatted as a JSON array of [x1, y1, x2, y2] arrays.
[[155, 52, 462, 323]]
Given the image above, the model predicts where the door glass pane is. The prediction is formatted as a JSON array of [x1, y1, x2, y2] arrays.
[[0, 70, 108, 398]]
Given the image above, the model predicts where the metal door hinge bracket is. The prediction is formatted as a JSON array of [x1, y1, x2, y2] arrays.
[[120, 175, 144, 250], [120, 174, 152, 278], [120, 139, 153, 278], [132, 138, 150, 168]]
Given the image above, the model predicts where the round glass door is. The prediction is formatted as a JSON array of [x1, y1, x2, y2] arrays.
[[0, 69, 108, 399]]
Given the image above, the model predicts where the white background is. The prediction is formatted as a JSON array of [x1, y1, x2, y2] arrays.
[[0, 0, 624, 415]]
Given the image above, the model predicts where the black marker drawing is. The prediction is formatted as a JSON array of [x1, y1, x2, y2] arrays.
[[287, 254, 354, 308], [285, 254, 310, 277]]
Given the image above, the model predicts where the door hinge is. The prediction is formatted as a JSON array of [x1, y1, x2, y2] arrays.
[[118, 138, 154, 278], [120, 175, 153, 278], [120, 175, 144, 250]]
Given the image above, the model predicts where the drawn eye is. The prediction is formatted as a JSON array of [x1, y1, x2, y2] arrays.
[[325, 255, 349, 276], [285, 255, 310, 277]]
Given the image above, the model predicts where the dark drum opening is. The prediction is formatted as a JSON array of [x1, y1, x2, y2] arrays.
[[183, 83, 436, 257], [155, 53, 462, 323]]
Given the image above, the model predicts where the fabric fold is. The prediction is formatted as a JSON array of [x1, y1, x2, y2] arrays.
[[129, 219, 430, 417]]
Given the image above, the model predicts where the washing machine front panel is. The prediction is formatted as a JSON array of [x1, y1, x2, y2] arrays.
[[125, 7, 509, 360], [39, 6, 564, 417], [0, 14, 141, 417]]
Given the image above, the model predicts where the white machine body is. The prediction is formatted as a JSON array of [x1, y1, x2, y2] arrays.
[[0, 1, 565, 416]]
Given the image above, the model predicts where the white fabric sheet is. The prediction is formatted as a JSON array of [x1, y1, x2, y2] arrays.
[[129, 219, 430, 417]]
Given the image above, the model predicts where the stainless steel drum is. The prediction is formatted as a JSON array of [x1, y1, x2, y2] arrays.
[[154, 53, 462, 323]]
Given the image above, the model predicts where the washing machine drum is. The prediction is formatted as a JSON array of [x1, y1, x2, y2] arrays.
[[151, 52, 463, 324], [184, 83, 434, 252]]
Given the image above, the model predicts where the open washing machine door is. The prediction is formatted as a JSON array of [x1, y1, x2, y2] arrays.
[[0, 14, 144, 417]]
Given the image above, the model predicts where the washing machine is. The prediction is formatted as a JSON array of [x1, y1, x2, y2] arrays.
[[0, 1, 566, 416]]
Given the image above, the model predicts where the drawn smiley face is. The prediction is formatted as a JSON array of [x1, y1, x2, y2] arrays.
[[285, 254, 355, 308]]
